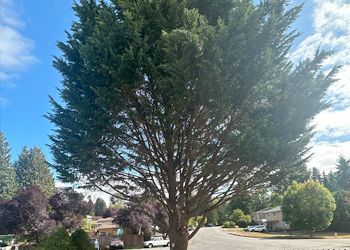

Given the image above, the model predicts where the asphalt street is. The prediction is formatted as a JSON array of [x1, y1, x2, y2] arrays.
[[189, 227, 350, 250], [135, 227, 350, 250]]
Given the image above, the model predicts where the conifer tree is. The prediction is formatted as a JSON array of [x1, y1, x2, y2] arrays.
[[0, 131, 18, 200], [335, 156, 350, 191], [48, 0, 338, 248], [15, 147, 56, 197], [94, 198, 107, 217]]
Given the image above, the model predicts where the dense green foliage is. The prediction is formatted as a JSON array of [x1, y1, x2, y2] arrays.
[[282, 180, 336, 234], [0, 132, 18, 200], [71, 229, 94, 250], [222, 221, 236, 228], [48, 0, 337, 247], [231, 209, 251, 224], [236, 218, 249, 228], [323, 156, 350, 232], [94, 197, 107, 217], [37, 228, 76, 250], [15, 147, 56, 197]]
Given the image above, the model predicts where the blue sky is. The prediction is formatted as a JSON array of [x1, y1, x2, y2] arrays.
[[0, 0, 349, 174]]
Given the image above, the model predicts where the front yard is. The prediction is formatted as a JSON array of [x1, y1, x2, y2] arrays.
[[223, 228, 350, 239]]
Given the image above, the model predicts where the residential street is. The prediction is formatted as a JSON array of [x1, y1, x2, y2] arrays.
[[135, 227, 350, 250]]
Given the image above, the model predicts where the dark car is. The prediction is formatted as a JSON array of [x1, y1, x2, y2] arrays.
[[110, 237, 124, 249]]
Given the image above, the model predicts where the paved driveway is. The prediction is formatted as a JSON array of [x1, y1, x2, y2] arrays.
[[132, 227, 350, 250]]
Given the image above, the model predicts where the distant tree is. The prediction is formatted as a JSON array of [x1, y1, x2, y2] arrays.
[[49, 188, 92, 232], [115, 203, 154, 235], [273, 164, 311, 192], [311, 167, 322, 182], [15, 147, 56, 197], [330, 191, 350, 232], [227, 190, 273, 215], [206, 208, 219, 226], [335, 156, 350, 191], [103, 207, 118, 218], [48, 0, 337, 248], [115, 201, 168, 235], [231, 209, 251, 224], [0, 132, 18, 200], [269, 193, 283, 207], [0, 187, 56, 242], [71, 229, 94, 250], [110, 196, 125, 209], [282, 180, 336, 236], [38, 228, 76, 250], [94, 198, 107, 217], [323, 171, 338, 192]]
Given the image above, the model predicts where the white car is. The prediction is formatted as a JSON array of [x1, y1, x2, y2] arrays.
[[90, 238, 100, 250], [143, 236, 170, 248], [248, 225, 267, 232]]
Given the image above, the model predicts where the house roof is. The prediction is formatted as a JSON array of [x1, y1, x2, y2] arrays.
[[255, 207, 272, 213], [254, 206, 281, 214], [264, 206, 282, 213]]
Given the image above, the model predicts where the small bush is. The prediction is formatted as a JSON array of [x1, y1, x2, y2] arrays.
[[236, 219, 248, 228], [71, 229, 94, 250], [38, 228, 76, 250], [222, 221, 236, 228]]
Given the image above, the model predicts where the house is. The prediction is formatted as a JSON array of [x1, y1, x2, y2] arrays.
[[93, 217, 118, 236], [90, 217, 143, 248], [252, 206, 289, 231]]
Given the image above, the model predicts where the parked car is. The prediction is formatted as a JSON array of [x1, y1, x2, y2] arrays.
[[143, 236, 170, 248], [110, 237, 124, 249], [243, 225, 256, 232], [248, 225, 267, 232], [90, 238, 100, 250]]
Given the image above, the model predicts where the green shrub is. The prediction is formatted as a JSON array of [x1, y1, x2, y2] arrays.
[[236, 219, 248, 228], [38, 228, 76, 250], [71, 229, 94, 250], [231, 209, 252, 224], [222, 221, 236, 228]]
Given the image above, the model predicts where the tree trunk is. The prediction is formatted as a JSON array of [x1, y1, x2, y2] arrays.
[[168, 211, 190, 250], [169, 226, 189, 250]]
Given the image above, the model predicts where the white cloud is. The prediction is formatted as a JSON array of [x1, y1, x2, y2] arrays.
[[307, 141, 350, 173], [0, 0, 37, 85], [291, 0, 350, 172]]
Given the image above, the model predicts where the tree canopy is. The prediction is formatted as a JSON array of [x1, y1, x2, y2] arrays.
[[94, 197, 107, 217], [0, 187, 56, 242], [49, 188, 93, 231], [15, 147, 56, 197], [0, 131, 18, 200], [48, 0, 337, 248], [282, 180, 336, 235]]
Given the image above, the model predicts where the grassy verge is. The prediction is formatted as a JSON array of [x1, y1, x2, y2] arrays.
[[222, 228, 350, 239]]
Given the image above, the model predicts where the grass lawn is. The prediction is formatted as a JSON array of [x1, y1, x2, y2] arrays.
[[223, 228, 350, 239]]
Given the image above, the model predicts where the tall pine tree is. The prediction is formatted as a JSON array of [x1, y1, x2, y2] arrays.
[[330, 156, 350, 232], [15, 147, 56, 197], [0, 132, 18, 200], [48, 0, 338, 248], [336, 156, 350, 191]]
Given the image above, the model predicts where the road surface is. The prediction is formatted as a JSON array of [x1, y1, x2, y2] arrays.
[[133, 227, 350, 249], [189, 227, 350, 250]]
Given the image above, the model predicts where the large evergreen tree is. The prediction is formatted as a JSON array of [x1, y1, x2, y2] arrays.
[[15, 147, 56, 197], [329, 156, 350, 232], [0, 131, 18, 200], [48, 0, 337, 248], [335, 156, 350, 191], [94, 198, 107, 217]]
